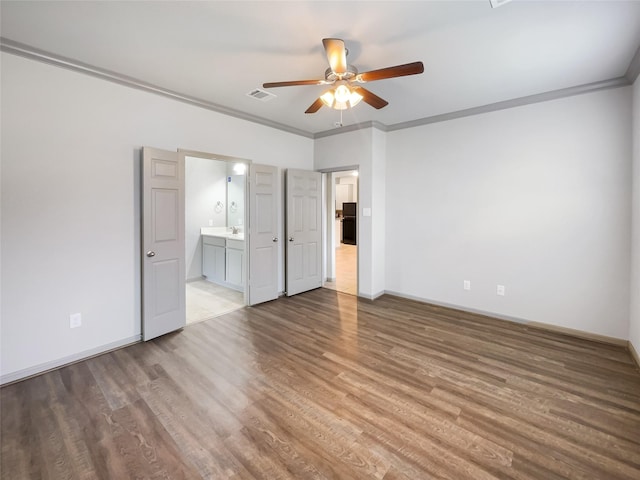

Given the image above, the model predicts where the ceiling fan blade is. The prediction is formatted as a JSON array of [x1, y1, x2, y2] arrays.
[[354, 87, 388, 109], [322, 38, 347, 75], [356, 61, 424, 83], [305, 97, 324, 114], [263, 79, 326, 88]]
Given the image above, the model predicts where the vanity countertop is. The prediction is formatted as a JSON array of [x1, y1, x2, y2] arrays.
[[200, 227, 244, 241]]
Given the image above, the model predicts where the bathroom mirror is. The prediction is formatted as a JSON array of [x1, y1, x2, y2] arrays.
[[227, 174, 245, 228]]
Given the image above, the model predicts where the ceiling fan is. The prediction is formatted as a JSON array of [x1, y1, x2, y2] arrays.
[[262, 38, 424, 114]]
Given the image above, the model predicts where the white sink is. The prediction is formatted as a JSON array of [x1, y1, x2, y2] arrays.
[[200, 228, 244, 241], [223, 232, 244, 241]]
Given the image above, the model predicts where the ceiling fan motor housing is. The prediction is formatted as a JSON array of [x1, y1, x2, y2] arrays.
[[325, 65, 358, 82]]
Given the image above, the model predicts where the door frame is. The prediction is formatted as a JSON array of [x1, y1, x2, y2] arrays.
[[178, 148, 251, 306], [318, 166, 360, 295]]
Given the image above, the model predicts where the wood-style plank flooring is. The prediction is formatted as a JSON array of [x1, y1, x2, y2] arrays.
[[2, 289, 640, 479], [323, 244, 357, 295]]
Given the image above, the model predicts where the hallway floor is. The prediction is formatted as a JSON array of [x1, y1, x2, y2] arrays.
[[324, 244, 357, 295]]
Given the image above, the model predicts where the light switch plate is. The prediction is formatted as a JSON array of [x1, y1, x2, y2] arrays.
[[362, 208, 372, 217], [69, 313, 82, 328], [497, 285, 505, 296], [463, 280, 471, 291]]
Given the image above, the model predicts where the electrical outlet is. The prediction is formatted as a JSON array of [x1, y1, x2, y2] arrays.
[[208, 219, 213, 226], [463, 280, 471, 291], [497, 285, 505, 296], [69, 313, 82, 328]]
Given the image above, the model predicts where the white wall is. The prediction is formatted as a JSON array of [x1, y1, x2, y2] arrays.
[[0, 52, 313, 381], [630, 78, 640, 354], [371, 128, 387, 297], [335, 184, 353, 210], [386, 87, 633, 339], [314, 128, 387, 299], [185, 157, 227, 280], [336, 174, 358, 209]]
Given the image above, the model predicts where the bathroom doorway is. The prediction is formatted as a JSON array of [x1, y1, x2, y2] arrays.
[[184, 151, 248, 325], [323, 170, 358, 296]]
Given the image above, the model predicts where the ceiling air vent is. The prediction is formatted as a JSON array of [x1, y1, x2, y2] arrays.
[[246, 88, 276, 102]]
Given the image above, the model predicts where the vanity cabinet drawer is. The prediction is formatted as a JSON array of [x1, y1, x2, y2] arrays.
[[226, 239, 244, 250], [203, 235, 225, 247]]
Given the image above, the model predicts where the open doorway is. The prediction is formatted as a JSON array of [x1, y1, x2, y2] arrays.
[[323, 170, 358, 296], [184, 152, 248, 325]]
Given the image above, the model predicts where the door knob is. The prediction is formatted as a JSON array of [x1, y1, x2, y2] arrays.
[[272, 237, 278, 242], [146, 251, 156, 257], [289, 237, 294, 242]]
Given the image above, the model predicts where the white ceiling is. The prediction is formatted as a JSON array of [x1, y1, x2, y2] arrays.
[[2, 1, 639, 136]]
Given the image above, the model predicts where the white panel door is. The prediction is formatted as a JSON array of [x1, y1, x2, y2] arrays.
[[248, 164, 279, 305], [142, 147, 185, 340], [286, 169, 322, 296]]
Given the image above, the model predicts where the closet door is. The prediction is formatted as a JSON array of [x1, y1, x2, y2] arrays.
[[286, 169, 322, 296], [247, 164, 279, 305]]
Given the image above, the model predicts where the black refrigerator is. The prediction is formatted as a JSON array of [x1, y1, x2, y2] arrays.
[[341, 202, 357, 245]]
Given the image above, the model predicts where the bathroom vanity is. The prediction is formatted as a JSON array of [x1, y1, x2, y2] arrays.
[[201, 228, 245, 292]]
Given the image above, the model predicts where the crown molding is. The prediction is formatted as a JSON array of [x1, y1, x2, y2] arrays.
[[313, 120, 388, 139], [625, 44, 640, 84], [385, 77, 630, 133], [1, 37, 633, 142], [315, 164, 360, 174], [312, 77, 629, 139], [0, 37, 314, 139]]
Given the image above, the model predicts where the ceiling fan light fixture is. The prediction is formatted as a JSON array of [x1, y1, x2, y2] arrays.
[[349, 89, 363, 108], [320, 84, 363, 110], [320, 90, 336, 108], [334, 84, 351, 103]]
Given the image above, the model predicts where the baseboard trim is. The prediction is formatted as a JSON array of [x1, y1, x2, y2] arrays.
[[382, 290, 627, 347], [383, 290, 528, 324], [526, 321, 627, 347], [629, 341, 640, 369], [0, 335, 142, 386], [357, 290, 386, 301], [372, 290, 385, 300]]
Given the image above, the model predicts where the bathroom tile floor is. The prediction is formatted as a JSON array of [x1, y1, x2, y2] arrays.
[[186, 279, 245, 325]]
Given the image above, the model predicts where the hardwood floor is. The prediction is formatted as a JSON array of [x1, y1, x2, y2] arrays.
[[324, 244, 357, 295], [2, 289, 640, 479]]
